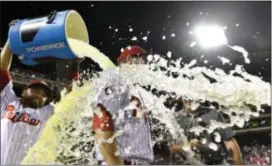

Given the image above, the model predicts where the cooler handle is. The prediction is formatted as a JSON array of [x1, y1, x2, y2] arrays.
[[46, 10, 57, 24]]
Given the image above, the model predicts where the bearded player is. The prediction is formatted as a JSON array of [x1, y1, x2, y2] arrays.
[[1, 24, 79, 164]]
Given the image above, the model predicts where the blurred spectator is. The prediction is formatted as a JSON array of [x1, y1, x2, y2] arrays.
[[10, 68, 65, 89], [11, 68, 49, 79], [242, 144, 271, 165]]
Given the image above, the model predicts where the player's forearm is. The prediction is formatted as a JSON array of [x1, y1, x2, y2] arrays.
[[95, 130, 123, 165], [232, 152, 243, 165], [224, 139, 243, 165], [99, 141, 123, 165], [232, 144, 243, 165], [0, 41, 13, 71]]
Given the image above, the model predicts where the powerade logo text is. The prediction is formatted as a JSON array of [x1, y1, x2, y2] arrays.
[[26, 42, 66, 53]]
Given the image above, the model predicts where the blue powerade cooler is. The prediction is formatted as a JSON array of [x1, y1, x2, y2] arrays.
[[8, 10, 89, 65]]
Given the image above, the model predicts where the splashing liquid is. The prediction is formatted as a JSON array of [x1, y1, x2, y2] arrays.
[[227, 45, 250, 64], [22, 38, 270, 164], [21, 38, 115, 164]]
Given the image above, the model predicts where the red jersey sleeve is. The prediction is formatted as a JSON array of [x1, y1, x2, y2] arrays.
[[0, 69, 11, 91], [93, 104, 114, 132]]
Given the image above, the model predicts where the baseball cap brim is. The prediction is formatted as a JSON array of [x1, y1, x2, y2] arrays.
[[27, 80, 51, 97]]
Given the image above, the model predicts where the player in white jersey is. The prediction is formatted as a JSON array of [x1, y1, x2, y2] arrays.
[[92, 46, 154, 165], [0, 24, 80, 165]]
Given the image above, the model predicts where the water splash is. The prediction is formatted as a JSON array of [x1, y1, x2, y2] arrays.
[[142, 36, 148, 41], [131, 36, 138, 41], [23, 39, 270, 165], [190, 41, 197, 47], [218, 56, 231, 65], [227, 45, 250, 64]]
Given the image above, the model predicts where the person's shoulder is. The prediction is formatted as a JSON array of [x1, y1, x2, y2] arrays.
[[1, 81, 13, 92], [94, 68, 119, 88], [100, 68, 118, 77], [41, 103, 54, 112]]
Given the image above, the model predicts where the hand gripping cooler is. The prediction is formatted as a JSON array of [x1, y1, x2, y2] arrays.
[[8, 10, 89, 65]]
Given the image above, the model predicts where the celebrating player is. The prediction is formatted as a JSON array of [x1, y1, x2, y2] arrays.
[[92, 46, 154, 165], [169, 98, 243, 165], [0, 26, 79, 164]]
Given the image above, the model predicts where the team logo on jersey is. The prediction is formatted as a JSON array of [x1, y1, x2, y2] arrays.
[[1, 104, 41, 126]]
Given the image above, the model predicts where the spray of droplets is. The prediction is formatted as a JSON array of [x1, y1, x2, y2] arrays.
[[58, 56, 268, 164], [24, 41, 270, 165]]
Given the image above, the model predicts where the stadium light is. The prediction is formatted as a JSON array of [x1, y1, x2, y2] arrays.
[[194, 25, 228, 48]]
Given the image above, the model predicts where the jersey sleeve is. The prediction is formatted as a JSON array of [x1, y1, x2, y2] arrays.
[[0, 69, 11, 91], [92, 104, 114, 132], [0, 70, 18, 110]]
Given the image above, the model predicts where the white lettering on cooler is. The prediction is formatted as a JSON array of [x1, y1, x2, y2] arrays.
[[26, 42, 66, 53]]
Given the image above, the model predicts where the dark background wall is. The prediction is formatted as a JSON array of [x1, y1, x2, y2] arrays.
[[1, 1, 271, 82]]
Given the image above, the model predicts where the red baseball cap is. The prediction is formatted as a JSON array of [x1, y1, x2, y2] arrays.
[[27, 80, 51, 97], [117, 46, 146, 62]]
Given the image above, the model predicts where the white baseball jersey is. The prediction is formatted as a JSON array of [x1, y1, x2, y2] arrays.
[[94, 68, 154, 164], [1, 82, 54, 165]]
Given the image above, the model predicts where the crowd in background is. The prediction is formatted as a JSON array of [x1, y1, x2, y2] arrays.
[[10, 68, 63, 90], [12, 68, 49, 80], [242, 144, 271, 165]]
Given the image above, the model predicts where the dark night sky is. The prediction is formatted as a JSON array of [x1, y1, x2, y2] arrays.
[[0, 1, 271, 82]]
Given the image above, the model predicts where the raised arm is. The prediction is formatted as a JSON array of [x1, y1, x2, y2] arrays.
[[0, 38, 18, 104], [93, 104, 123, 165], [1, 20, 19, 71], [0, 41, 13, 71], [217, 112, 243, 165], [0, 41, 14, 93], [224, 138, 243, 165]]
